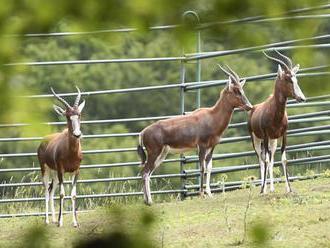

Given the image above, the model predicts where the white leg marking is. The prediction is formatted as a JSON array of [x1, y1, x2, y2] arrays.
[[205, 148, 213, 197], [281, 151, 291, 193], [143, 172, 152, 205], [58, 183, 65, 227], [144, 146, 169, 205], [50, 177, 59, 223], [253, 134, 267, 193], [71, 174, 79, 227], [205, 157, 213, 197], [42, 166, 50, 224], [268, 139, 277, 192]]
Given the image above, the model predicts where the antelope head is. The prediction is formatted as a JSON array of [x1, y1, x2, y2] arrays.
[[264, 49, 306, 102], [51, 86, 86, 138], [218, 64, 253, 111]]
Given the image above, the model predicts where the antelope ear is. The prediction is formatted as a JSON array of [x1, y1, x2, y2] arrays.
[[78, 100, 86, 112], [277, 64, 284, 79], [292, 64, 300, 74], [227, 77, 234, 91], [53, 104, 65, 116], [240, 79, 246, 87]]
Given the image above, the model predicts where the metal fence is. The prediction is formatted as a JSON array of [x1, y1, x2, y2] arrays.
[[0, 6, 330, 217]]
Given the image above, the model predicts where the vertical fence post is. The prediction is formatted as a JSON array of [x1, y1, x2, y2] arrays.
[[182, 10, 202, 193], [179, 60, 186, 199], [194, 16, 202, 189]]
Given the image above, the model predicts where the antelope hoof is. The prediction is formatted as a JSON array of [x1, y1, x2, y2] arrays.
[[45, 220, 49, 225], [144, 200, 152, 206], [260, 190, 267, 195], [286, 189, 293, 194], [73, 222, 80, 228], [58, 221, 63, 227], [199, 191, 206, 198], [205, 191, 213, 198]]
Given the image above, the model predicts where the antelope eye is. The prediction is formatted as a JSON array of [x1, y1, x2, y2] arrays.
[[285, 75, 293, 84]]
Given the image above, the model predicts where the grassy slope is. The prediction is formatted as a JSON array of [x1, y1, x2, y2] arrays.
[[1, 178, 330, 248]]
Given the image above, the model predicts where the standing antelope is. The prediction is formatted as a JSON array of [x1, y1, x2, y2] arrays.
[[38, 87, 85, 227], [248, 50, 306, 194], [137, 65, 253, 205]]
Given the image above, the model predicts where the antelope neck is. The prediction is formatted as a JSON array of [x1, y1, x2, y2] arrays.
[[272, 78, 287, 122], [212, 91, 235, 131]]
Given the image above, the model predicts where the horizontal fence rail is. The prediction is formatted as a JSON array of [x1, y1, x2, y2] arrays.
[[0, 108, 329, 142], [5, 44, 330, 67], [0, 122, 330, 158], [6, 3, 330, 38], [18, 64, 330, 99]]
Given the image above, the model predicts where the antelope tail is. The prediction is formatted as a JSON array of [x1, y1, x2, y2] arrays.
[[48, 179, 54, 193], [137, 132, 146, 167]]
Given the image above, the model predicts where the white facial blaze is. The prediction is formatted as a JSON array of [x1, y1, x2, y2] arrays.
[[70, 115, 81, 137], [291, 75, 305, 100]]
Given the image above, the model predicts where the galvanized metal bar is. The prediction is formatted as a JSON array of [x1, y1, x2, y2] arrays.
[[187, 42, 330, 61], [288, 110, 330, 119], [0, 147, 140, 158], [287, 100, 330, 108], [228, 115, 330, 129], [184, 141, 330, 163], [179, 59, 186, 199], [3, 143, 330, 188], [2, 76, 328, 129], [0, 125, 328, 172], [198, 4, 330, 28], [184, 175, 321, 195], [0, 133, 141, 142], [0, 210, 91, 218], [0, 158, 183, 173], [26, 84, 185, 98], [5, 56, 185, 67], [288, 124, 330, 134], [0, 115, 179, 128], [5, 45, 330, 68], [17, 66, 328, 99], [0, 107, 328, 141], [1, 152, 328, 189], [8, 4, 330, 38], [0, 172, 185, 188], [184, 154, 330, 175], [185, 70, 330, 91], [1, 126, 329, 158], [0, 189, 187, 204]]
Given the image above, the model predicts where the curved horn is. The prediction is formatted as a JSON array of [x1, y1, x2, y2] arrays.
[[74, 86, 81, 107], [263, 51, 290, 71], [51, 87, 71, 109], [217, 64, 236, 81], [225, 64, 240, 81], [275, 50, 293, 69]]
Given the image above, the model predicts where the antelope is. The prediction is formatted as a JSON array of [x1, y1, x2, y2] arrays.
[[248, 50, 306, 194], [137, 65, 253, 205], [37, 87, 85, 227]]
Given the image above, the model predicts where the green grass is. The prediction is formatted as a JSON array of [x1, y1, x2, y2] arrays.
[[1, 178, 330, 247]]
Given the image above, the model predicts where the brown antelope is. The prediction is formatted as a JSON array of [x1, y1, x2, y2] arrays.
[[248, 50, 306, 194], [37, 87, 85, 227], [137, 65, 253, 205]]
